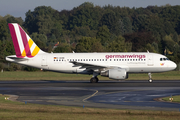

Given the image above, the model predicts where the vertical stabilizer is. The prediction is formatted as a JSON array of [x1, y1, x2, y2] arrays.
[[8, 23, 44, 58]]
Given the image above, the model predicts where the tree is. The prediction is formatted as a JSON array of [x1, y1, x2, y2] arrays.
[[96, 25, 110, 46], [113, 17, 132, 36], [122, 17, 133, 35], [99, 10, 117, 32], [0, 40, 15, 62], [53, 43, 71, 53], [163, 35, 177, 55], [124, 31, 156, 52], [30, 33, 47, 51], [0, 20, 9, 40], [106, 35, 132, 52], [75, 37, 104, 52], [6, 16, 23, 25], [69, 2, 102, 30]]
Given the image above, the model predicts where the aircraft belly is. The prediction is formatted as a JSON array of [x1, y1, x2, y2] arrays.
[[49, 62, 80, 73], [129, 66, 165, 73]]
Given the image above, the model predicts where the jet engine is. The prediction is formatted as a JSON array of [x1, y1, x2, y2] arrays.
[[101, 68, 128, 80]]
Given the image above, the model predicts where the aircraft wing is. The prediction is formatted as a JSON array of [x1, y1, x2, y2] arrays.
[[70, 61, 107, 70], [70, 61, 130, 72]]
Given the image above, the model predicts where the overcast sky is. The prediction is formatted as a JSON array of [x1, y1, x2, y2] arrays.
[[1, 0, 180, 20]]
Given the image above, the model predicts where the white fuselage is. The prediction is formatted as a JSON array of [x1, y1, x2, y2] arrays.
[[6, 52, 177, 74]]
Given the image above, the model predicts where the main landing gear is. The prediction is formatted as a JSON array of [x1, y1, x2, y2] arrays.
[[90, 72, 99, 83], [148, 73, 152, 83], [90, 77, 99, 83]]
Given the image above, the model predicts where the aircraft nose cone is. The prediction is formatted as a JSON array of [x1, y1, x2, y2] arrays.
[[171, 62, 177, 70]]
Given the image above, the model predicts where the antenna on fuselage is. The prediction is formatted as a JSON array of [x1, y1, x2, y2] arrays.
[[147, 50, 149, 53]]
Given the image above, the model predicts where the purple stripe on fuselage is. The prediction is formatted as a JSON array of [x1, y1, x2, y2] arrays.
[[18, 25, 31, 57], [8, 24, 23, 58]]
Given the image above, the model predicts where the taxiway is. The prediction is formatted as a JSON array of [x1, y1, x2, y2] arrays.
[[0, 80, 180, 111]]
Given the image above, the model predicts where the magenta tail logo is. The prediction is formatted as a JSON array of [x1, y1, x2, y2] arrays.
[[8, 23, 40, 58]]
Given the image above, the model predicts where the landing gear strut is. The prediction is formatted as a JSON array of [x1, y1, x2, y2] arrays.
[[90, 77, 99, 83], [148, 73, 152, 82], [90, 72, 99, 83]]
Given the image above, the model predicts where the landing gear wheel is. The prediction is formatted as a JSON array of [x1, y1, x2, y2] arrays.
[[90, 77, 99, 83], [148, 73, 153, 83]]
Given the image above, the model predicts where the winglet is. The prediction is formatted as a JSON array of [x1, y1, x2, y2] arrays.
[[8, 23, 44, 58]]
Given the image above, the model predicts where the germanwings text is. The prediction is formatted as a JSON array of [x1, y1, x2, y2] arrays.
[[105, 54, 146, 59]]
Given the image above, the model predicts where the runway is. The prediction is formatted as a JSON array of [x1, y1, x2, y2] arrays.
[[0, 80, 180, 111]]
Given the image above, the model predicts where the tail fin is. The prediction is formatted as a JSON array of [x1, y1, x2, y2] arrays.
[[8, 23, 44, 58]]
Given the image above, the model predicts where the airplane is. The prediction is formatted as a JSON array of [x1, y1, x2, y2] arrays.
[[6, 23, 177, 83]]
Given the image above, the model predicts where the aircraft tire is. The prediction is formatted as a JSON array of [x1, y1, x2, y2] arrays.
[[149, 79, 153, 83], [90, 77, 98, 83]]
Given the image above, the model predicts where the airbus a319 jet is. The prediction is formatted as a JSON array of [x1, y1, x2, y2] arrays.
[[6, 23, 177, 83]]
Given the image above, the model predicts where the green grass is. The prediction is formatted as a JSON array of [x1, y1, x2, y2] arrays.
[[0, 71, 179, 81], [0, 95, 180, 120], [162, 95, 180, 103], [129, 71, 180, 80]]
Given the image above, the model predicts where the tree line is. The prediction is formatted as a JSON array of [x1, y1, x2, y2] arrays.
[[0, 2, 180, 71]]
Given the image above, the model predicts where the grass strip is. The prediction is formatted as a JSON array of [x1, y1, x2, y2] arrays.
[[0, 71, 179, 81], [0, 95, 180, 120], [162, 95, 180, 103]]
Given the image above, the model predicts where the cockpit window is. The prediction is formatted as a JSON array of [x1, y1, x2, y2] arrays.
[[160, 58, 169, 61]]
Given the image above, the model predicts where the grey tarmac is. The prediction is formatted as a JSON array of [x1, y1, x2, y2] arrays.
[[0, 80, 180, 111]]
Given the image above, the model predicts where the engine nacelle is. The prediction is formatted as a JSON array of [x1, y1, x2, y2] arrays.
[[101, 68, 128, 80]]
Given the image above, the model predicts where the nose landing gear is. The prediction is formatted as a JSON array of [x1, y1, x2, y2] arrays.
[[148, 73, 152, 82]]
